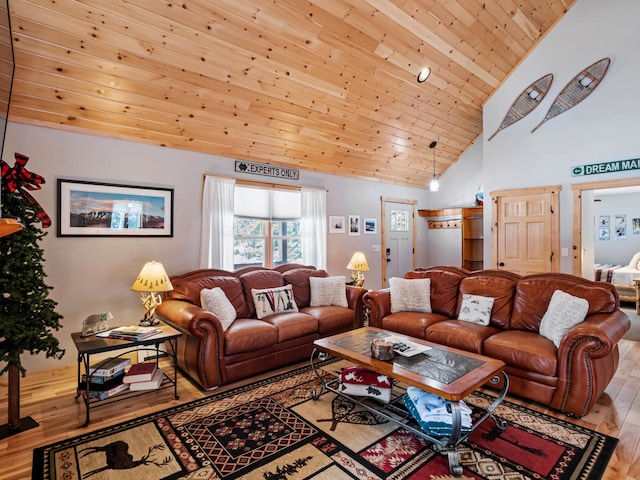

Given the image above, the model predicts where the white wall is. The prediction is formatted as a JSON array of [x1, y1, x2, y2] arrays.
[[424, 132, 485, 267], [427, 139, 484, 209], [480, 0, 640, 272], [2, 122, 438, 372]]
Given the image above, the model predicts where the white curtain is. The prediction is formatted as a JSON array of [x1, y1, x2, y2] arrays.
[[301, 187, 327, 269], [200, 176, 235, 270]]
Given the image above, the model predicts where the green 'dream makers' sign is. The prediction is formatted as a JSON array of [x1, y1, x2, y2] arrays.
[[572, 158, 640, 177]]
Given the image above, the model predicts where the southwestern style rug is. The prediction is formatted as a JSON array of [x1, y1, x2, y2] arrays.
[[33, 358, 617, 480]]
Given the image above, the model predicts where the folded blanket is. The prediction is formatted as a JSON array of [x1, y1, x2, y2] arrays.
[[339, 366, 392, 402], [404, 386, 472, 435]]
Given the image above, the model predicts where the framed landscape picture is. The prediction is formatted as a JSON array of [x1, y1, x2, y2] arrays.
[[57, 179, 174, 237]]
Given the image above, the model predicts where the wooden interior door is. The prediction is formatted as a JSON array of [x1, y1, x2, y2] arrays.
[[491, 186, 560, 274]]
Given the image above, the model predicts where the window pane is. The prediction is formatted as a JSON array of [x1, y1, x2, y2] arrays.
[[234, 239, 264, 268], [234, 218, 264, 236], [390, 210, 409, 232], [272, 238, 302, 266], [272, 220, 300, 236]]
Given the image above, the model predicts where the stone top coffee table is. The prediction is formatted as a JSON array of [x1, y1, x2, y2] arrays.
[[310, 326, 509, 477]]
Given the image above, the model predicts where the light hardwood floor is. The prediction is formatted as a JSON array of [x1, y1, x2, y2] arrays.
[[1, 341, 639, 480]]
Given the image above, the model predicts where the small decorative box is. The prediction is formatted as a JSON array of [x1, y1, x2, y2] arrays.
[[339, 365, 392, 403]]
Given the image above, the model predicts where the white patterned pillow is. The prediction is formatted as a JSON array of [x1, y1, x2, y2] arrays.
[[629, 251, 640, 268], [251, 285, 299, 319], [309, 276, 348, 307], [389, 277, 431, 313], [200, 287, 237, 331], [539, 290, 589, 348], [458, 294, 494, 326]]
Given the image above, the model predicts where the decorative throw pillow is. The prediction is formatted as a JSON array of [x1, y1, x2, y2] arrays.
[[251, 284, 299, 319], [458, 294, 495, 326], [200, 287, 237, 331], [309, 276, 348, 307], [389, 277, 431, 313], [629, 251, 640, 268], [539, 290, 589, 348]]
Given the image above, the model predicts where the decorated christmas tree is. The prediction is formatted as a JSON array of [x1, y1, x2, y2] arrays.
[[0, 152, 64, 436]]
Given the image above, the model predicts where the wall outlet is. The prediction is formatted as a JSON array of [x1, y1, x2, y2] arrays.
[[561, 247, 568, 257]]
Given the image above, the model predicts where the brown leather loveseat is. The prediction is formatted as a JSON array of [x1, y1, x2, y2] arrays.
[[363, 266, 630, 417], [157, 264, 366, 389]]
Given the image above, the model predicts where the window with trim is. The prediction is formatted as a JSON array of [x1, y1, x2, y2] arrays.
[[233, 185, 302, 269]]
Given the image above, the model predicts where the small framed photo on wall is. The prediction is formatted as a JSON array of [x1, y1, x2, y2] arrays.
[[363, 218, 377, 234], [348, 215, 360, 236], [329, 215, 345, 234]]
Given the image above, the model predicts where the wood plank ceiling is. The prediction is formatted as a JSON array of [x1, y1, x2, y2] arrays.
[[6, 0, 575, 188]]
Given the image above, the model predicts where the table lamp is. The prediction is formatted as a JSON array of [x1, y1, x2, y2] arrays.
[[131, 260, 174, 325], [346, 251, 369, 287], [0, 217, 23, 237]]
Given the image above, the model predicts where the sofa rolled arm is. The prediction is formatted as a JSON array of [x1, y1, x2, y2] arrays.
[[156, 299, 225, 389], [559, 310, 631, 359], [552, 310, 631, 416], [363, 289, 391, 328]]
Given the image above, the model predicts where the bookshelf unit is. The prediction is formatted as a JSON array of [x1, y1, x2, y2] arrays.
[[71, 322, 181, 426], [461, 207, 484, 271]]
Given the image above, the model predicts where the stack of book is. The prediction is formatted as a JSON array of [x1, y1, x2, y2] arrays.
[[99, 325, 162, 341], [123, 362, 164, 391], [79, 357, 132, 400]]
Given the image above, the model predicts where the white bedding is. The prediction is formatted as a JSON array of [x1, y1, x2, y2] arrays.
[[612, 266, 640, 285]]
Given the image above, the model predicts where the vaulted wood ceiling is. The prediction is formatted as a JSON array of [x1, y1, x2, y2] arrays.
[[6, 0, 575, 188]]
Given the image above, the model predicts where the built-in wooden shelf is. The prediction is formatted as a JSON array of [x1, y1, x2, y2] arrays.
[[420, 206, 484, 269], [418, 208, 462, 217], [461, 206, 484, 270]]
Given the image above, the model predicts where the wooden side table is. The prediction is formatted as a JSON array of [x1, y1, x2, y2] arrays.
[[634, 278, 640, 314], [71, 322, 181, 426]]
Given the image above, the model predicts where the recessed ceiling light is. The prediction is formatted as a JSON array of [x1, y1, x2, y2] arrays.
[[417, 67, 431, 83]]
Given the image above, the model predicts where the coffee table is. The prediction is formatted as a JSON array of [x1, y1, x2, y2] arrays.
[[310, 327, 509, 477]]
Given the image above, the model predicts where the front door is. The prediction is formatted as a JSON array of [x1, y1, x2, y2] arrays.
[[492, 186, 559, 274], [382, 198, 416, 286]]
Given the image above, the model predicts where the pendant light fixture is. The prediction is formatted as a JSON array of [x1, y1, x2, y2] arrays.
[[429, 141, 439, 192]]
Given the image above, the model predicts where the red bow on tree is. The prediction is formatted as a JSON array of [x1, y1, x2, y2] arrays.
[[0, 152, 51, 228]]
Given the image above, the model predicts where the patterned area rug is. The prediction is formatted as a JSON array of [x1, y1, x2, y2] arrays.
[[33, 358, 617, 480]]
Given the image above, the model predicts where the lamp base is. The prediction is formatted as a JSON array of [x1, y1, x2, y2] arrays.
[[0, 416, 39, 439], [139, 316, 160, 327], [350, 271, 365, 288]]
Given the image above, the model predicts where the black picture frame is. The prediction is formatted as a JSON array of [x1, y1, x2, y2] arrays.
[[57, 179, 174, 237]]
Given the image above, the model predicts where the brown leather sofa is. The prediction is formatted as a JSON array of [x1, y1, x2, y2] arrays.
[[156, 264, 366, 389], [363, 266, 631, 417]]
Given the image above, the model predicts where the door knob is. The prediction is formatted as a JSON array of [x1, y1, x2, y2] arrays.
[[499, 262, 505, 267]]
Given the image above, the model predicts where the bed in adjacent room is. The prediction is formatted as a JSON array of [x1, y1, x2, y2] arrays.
[[594, 252, 640, 311]]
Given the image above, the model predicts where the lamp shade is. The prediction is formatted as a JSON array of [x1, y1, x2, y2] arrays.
[[131, 261, 174, 292], [0, 217, 23, 238], [429, 175, 440, 192], [346, 252, 369, 272]]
